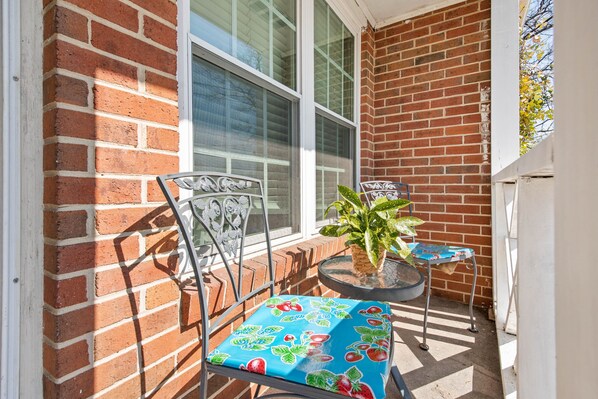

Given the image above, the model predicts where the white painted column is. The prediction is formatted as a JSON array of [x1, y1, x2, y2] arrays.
[[1, 0, 43, 397], [517, 177, 555, 399], [490, 0, 519, 176], [554, 0, 598, 396], [491, 0, 520, 325]]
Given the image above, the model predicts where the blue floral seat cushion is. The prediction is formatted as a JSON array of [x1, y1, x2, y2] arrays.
[[207, 295, 393, 399], [408, 242, 474, 262]]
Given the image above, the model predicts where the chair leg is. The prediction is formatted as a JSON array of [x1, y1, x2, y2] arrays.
[[391, 365, 413, 399], [468, 256, 479, 333], [199, 363, 208, 399], [420, 261, 432, 351], [253, 384, 262, 399]]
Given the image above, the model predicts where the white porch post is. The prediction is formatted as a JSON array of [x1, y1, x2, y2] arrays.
[[517, 177, 555, 399], [491, 0, 520, 329], [1, 0, 43, 397], [554, 0, 598, 396], [490, 2, 521, 398]]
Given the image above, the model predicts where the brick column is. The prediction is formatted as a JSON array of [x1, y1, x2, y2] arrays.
[[42, 0, 184, 396]]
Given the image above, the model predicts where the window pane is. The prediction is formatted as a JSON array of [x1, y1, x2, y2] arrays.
[[190, 0, 232, 53], [191, 0, 296, 90], [313, 0, 354, 120], [272, 14, 296, 89], [314, 51, 327, 106], [273, 0, 295, 24], [315, 114, 354, 221], [192, 56, 299, 235]]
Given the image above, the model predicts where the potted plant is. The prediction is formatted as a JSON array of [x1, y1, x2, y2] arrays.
[[319, 185, 423, 275]]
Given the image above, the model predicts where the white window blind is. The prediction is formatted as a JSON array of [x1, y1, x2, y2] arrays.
[[192, 57, 299, 235], [191, 0, 296, 89]]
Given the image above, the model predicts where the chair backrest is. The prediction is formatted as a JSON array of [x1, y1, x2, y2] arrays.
[[360, 180, 413, 215], [360, 180, 415, 242], [157, 172, 275, 338]]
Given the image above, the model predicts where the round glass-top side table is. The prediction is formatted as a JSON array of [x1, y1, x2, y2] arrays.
[[318, 255, 425, 302]]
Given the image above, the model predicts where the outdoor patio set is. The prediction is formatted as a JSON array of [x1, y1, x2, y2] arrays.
[[157, 172, 482, 399]]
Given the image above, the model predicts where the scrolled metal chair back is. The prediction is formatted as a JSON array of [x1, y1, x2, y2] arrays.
[[157, 172, 275, 337], [360, 181, 412, 212], [360, 180, 415, 242]]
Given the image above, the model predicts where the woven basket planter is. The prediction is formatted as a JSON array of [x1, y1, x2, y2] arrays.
[[350, 244, 386, 275]]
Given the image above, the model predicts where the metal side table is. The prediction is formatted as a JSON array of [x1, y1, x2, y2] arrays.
[[318, 256, 426, 399]]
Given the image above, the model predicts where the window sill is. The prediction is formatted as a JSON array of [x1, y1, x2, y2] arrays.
[[180, 235, 348, 328]]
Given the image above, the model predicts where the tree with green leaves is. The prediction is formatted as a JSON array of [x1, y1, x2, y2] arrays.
[[520, 0, 554, 154]]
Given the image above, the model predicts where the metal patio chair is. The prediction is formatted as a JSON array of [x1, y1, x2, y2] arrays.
[[157, 172, 413, 399], [360, 181, 479, 351]]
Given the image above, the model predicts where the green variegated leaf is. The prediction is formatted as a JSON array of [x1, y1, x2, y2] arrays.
[[338, 185, 364, 211], [337, 225, 351, 235], [346, 366, 363, 383], [336, 304, 350, 310], [394, 238, 415, 265], [319, 224, 342, 237], [272, 345, 291, 356], [396, 216, 424, 226], [310, 300, 322, 309], [323, 200, 344, 217], [370, 198, 411, 213], [209, 353, 230, 365], [393, 223, 417, 236], [364, 229, 379, 266], [320, 306, 331, 312]]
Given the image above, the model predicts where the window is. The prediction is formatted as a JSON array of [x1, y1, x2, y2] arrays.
[[315, 114, 354, 221], [314, 0, 354, 120], [314, 0, 356, 223], [185, 0, 359, 242], [191, 57, 299, 236], [191, 0, 296, 89]]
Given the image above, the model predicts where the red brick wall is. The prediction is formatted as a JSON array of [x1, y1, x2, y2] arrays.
[[42, 5, 346, 397], [42, 0, 494, 397], [360, 23, 376, 182], [362, 0, 492, 306], [42, 0, 185, 396]]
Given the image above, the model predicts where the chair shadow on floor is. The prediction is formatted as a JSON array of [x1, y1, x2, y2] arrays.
[[386, 295, 502, 399]]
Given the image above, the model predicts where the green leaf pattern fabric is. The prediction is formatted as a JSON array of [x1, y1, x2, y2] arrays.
[[206, 295, 392, 398]]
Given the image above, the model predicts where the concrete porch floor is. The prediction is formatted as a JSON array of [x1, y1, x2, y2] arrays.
[[387, 295, 502, 398], [267, 295, 502, 399]]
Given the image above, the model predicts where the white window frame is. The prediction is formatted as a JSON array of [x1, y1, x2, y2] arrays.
[[178, 0, 363, 248]]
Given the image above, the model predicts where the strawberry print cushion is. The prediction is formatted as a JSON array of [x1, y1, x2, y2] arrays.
[[207, 295, 393, 399], [407, 242, 474, 262]]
